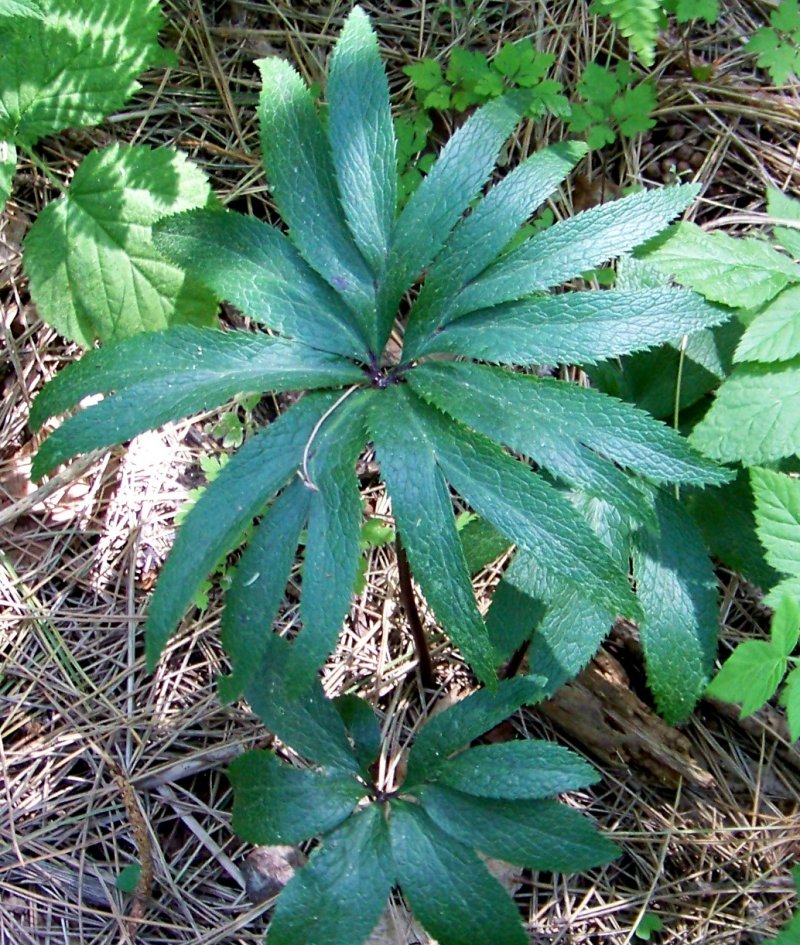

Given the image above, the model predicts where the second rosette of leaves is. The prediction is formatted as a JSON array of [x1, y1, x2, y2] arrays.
[[229, 636, 618, 945], [32, 7, 730, 718]]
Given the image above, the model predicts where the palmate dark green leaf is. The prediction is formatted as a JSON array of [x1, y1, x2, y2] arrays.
[[228, 750, 365, 845], [327, 6, 396, 276], [405, 677, 546, 787], [369, 387, 497, 685], [218, 478, 311, 703], [485, 578, 546, 664], [410, 361, 729, 487], [419, 287, 730, 365], [243, 634, 360, 773], [268, 805, 393, 945], [402, 140, 588, 357], [417, 784, 619, 873], [144, 393, 341, 671], [377, 93, 525, 345], [449, 183, 699, 317], [257, 56, 377, 345], [153, 209, 370, 359], [399, 389, 640, 621], [31, 327, 364, 479], [632, 490, 720, 724], [291, 391, 371, 692], [389, 800, 528, 945], [435, 740, 598, 800]]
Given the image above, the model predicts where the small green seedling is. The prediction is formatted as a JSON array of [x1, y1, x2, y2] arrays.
[[634, 912, 664, 940], [746, 0, 800, 86], [568, 60, 657, 150]]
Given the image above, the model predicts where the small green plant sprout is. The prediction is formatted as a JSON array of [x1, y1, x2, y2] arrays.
[[1, 0, 217, 345], [229, 647, 618, 945], [31, 8, 731, 710], [115, 862, 142, 895], [404, 40, 570, 118], [643, 188, 800, 466], [568, 61, 657, 150], [746, 0, 800, 86], [706, 594, 800, 739], [634, 911, 665, 940]]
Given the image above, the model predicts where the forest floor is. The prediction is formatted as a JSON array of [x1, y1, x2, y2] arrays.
[[1, 1, 800, 943]]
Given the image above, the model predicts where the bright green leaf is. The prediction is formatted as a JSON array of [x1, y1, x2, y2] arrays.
[[24, 144, 217, 346], [734, 285, 800, 363], [706, 640, 786, 716], [690, 359, 800, 464], [643, 221, 800, 309], [771, 595, 800, 657], [0, 0, 172, 145], [115, 863, 141, 895], [752, 468, 800, 576], [635, 912, 664, 940], [0, 139, 15, 210], [780, 665, 800, 742]]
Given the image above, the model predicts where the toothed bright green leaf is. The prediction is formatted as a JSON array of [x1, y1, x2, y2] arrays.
[[144, 393, 344, 670], [153, 209, 369, 359], [389, 800, 528, 945], [643, 221, 800, 309], [243, 633, 360, 773], [0, 140, 15, 211], [31, 328, 362, 479], [421, 287, 730, 365], [334, 695, 381, 775], [379, 94, 524, 343], [290, 392, 370, 691], [451, 185, 698, 316], [771, 595, 800, 657], [405, 677, 546, 787], [767, 186, 800, 258], [327, 6, 396, 275], [752, 468, 800, 577], [766, 576, 800, 609], [417, 785, 620, 872], [0, 0, 172, 145], [435, 740, 598, 800], [633, 491, 720, 723], [734, 286, 800, 363], [218, 478, 311, 702], [690, 358, 800, 464], [706, 640, 786, 715], [369, 386, 497, 685], [24, 145, 217, 347], [402, 393, 642, 622], [229, 750, 365, 845], [780, 665, 800, 742], [257, 56, 377, 343], [268, 805, 393, 945], [592, 0, 661, 65], [411, 361, 729, 488], [403, 141, 588, 356], [0, 0, 45, 15]]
